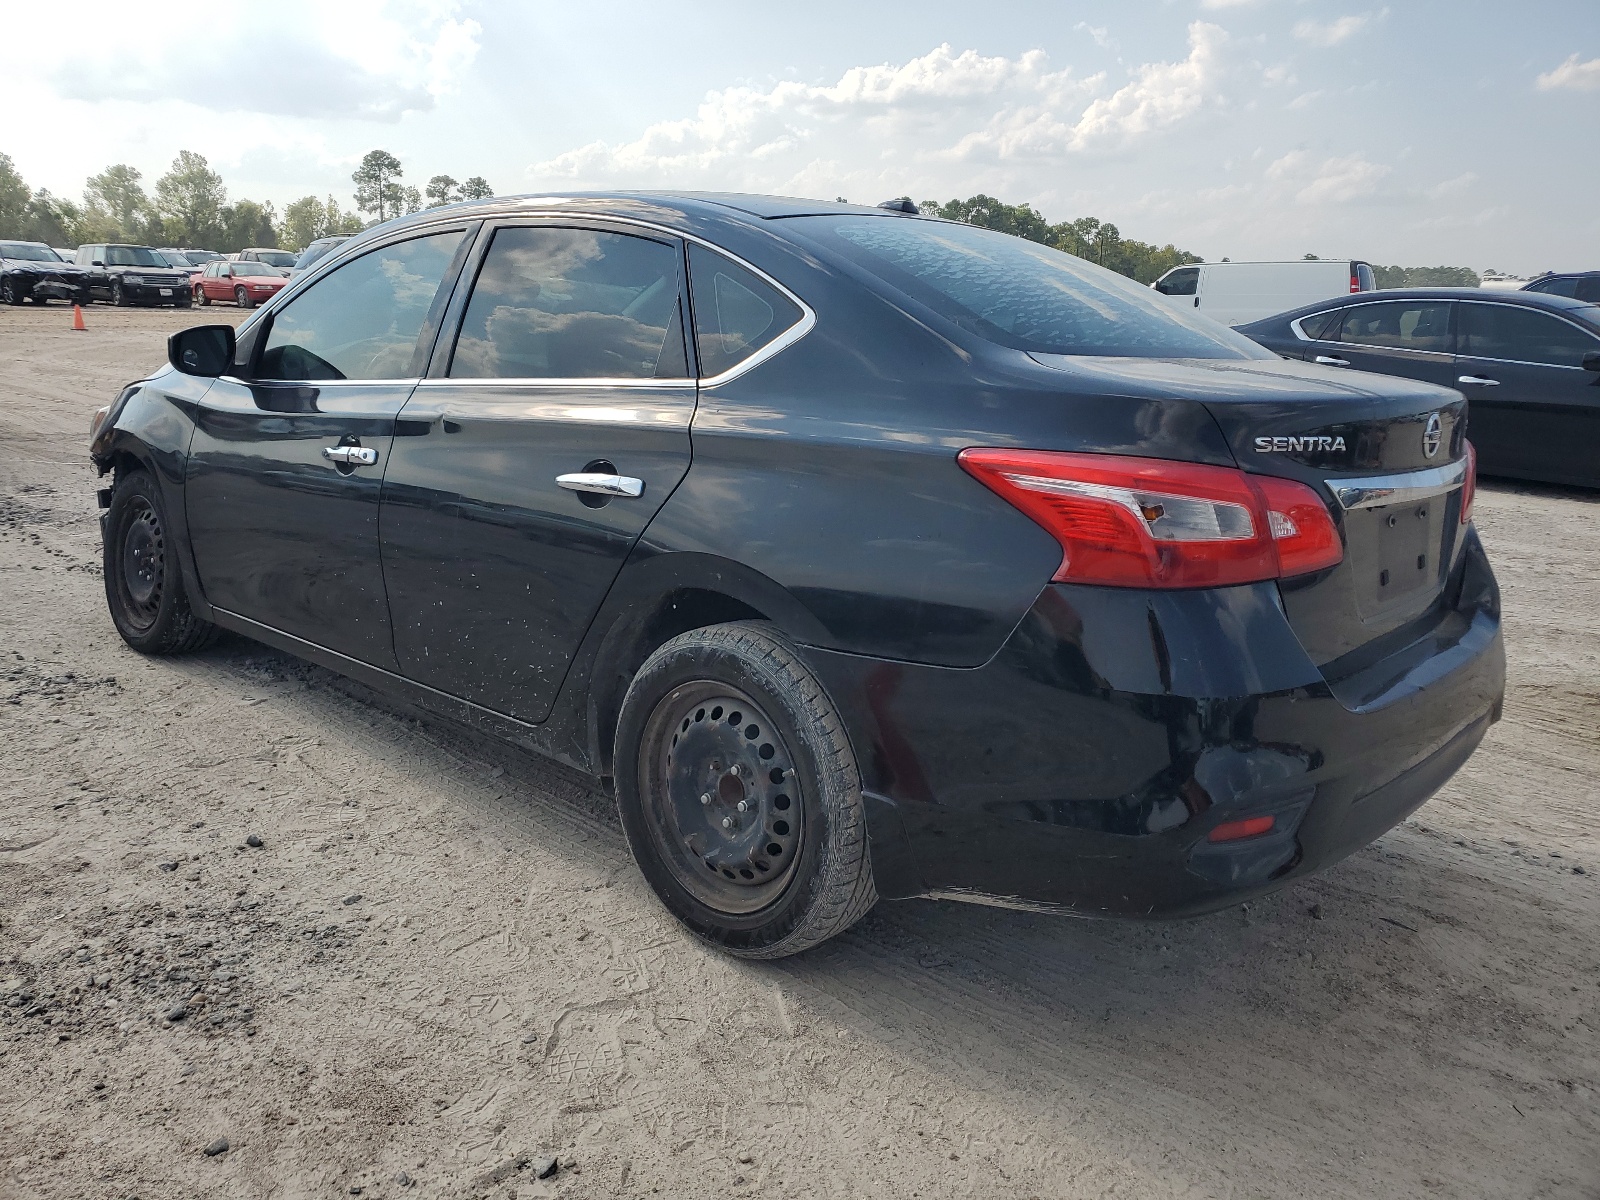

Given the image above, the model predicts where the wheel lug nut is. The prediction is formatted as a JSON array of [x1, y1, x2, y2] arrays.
[[721, 817, 732, 829], [736, 800, 749, 812], [700, 793, 712, 806]]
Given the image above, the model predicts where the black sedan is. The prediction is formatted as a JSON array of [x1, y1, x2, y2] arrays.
[[74, 243, 193, 307], [1, 240, 90, 305], [1238, 288, 1600, 488], [88, 194, 1504, 957]]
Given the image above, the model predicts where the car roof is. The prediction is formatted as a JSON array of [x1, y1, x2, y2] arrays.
[[1286, 287, 1595, 317]]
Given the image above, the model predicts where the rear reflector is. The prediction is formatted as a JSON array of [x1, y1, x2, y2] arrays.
[[957, 449, 1344, 589], [1208, 814, 1276, 843], [1460, 441, 1477, 525]]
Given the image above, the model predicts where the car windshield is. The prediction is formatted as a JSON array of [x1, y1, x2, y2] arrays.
[[801, 217, 1269, 360], [232, 263, 282, 277], [294, 239, 347, 270], [160, 251, 194, 267], [0, 243, 61, 262], [250, 250, 297, 266], [105, 246, 169, 267], [185, 250, 222, 263]]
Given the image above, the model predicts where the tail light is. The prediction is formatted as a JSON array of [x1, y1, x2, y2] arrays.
[[1349, 273, 1360, 293], [1208, 814, 1276, 843], [1460, 440, 1477, 525], [957, 449, 1343, 589]]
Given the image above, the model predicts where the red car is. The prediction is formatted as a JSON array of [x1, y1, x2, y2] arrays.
[[193, 261, 287, 308]]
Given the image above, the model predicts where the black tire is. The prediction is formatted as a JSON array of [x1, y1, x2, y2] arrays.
[[234, 286, 253, 309], [614, 621, 877, 958], [1, 277, 22, 305], [112, 281, 129, 307], [195, 285, 209, 307], [102, 469, 218, 655]]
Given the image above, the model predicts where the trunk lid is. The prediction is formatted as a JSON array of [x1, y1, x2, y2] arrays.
[[1029, 354, 1471, 667]]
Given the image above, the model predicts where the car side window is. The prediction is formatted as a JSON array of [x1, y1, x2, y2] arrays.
[[1577, 278, 1600, 304], [1337, 301, 1451, 353], [688, 244, 803, 377], [1459, 304, 1600, 368], [449, 226, 688, 379], [257, 230, 465, 381], [1298, 308, 1342, 340], [1527, 276, 1579, 298], [1155, 267, 1199, 297]]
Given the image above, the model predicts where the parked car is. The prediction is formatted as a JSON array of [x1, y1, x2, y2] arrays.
[[1523, 271, 1600, 303], [74, 244, 193, 307], [192, 260, 288, 308], [234, 247, 297, 271], [54, 247, 77, 263], [1, 240, 91, 304], [88, 194, 1504, 958], [1238, 288, 1600, 488], [286, 235, 349, 277], [164, 248, 224, 268], [1152, 259, 1377, 327]]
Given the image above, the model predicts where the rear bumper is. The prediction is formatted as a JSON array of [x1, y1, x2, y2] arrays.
[[805, 526, 1504, 917]]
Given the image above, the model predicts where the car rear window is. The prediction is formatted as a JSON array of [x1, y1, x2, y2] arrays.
[[798, 217, 1266, 359]]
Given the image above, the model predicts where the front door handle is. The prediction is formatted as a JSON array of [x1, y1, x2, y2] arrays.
[[1314, 355, 1350, 367], [1457, 375, 1500, 387], [556, 472, 644, 498], [322, 445, 378, 466]]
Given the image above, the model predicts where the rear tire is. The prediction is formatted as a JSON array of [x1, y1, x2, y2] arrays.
[[614, 621, 877, 958], [103, 469, 218, 655]]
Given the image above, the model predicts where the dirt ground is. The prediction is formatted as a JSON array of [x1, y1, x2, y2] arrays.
[[0, 303, 1596, 1200]]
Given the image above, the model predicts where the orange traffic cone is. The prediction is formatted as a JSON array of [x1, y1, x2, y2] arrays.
[[71, 304, 87, 332]]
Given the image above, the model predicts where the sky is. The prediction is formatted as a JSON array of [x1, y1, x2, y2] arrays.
[[6, 0, 1598, 274]]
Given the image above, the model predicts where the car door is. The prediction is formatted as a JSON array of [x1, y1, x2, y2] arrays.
[[77, 245, 107, 298], [1316, 298, 1458, 388], [184, 224, 474, 666], [1153, 265, 1200, 314], [380, 220, 696, 722], [1454, 300, 1600, 486]]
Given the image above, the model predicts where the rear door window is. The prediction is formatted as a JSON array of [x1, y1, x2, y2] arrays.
[[1577, 277, 1600, 303], [1298, 308, 1343, 340], [687, 244, 804, 377], [1337, 301, 1452, 353], [1526, 276, 1579, 298], [1458, 303, 1600, 367], [449, 226, 688, 379], [257, 229, 465, 381]]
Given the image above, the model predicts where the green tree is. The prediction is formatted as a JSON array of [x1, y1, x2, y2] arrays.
[[19, 190, 81, 247], [425, 174, 459, 207], [83, 164, 149, 237], [0, 153, 31, 237], [154, 150, 226, 246], [400, 185, 422, 216], [279, 195, 325, 251], [1373, 264, 1480, 289], [218, 200, 277, 253], [352, 149, 405, 222], [460, 176, 493, 201]]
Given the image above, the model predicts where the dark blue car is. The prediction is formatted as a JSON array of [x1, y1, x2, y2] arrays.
[[1238, 288, 1600, 488], [88, 194, 1504, 957]]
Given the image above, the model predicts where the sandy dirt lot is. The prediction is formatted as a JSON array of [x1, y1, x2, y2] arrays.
[[0, 303, 1596, 1200]]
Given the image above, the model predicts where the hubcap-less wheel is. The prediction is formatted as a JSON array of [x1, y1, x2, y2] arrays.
[[116, 500, 164, 633], [641, 682, 804, 915]]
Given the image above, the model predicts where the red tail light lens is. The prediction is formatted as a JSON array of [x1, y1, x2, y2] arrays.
[[1208, 814, 1276, 843], [1460, 440, 1476, 525], [958, 449, 1344, 589], [1349, 273, 1360, 293]]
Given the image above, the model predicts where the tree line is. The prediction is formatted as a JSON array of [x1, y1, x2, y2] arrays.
[[0, 148, 492, 254]]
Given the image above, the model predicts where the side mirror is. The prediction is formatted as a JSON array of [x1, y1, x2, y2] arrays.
[[91, 259, 104, 267], [169, 324, 236, 377], [1583, 352, 1600, 373]]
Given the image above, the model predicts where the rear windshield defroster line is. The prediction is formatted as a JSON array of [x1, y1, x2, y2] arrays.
[[804, 216, 1271, 361]]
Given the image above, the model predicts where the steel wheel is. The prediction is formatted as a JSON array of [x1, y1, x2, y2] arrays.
[[639, 681, 805, 915], [114, 497, 165, 634]]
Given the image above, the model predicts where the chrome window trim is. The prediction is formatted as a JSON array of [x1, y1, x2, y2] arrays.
[[417, 377, 696, 390], [219, 375, 420, 387], [1326, 459, 1467, 512]]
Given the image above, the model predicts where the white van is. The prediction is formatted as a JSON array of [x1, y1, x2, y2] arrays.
[[1151, 260, 1377, 327]]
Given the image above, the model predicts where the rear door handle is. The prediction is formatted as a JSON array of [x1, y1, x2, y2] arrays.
[[322, 445, 378, 465], [1314, 356, 1350, 367], [557, 472, 644, 498], [1457, 375, 1500, 387]]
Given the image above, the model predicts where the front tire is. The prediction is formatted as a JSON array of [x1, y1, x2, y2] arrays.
[[234, 286, 253, 309], [195, 285, 209, 306], [1, 277, 22, 305], [112, 281, 129, 307], [614, 621, 877, 959], [103, 470, 218, 655]]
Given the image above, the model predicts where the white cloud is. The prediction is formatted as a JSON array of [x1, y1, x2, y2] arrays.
[[1266, 150, 1391, 204], [1536, 54, 1600, 92], [1293, 14, 1376, 47], [38, 0, 480, 121], [532, 24, 1228, 195], [1200, 0, 1257, 9]]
